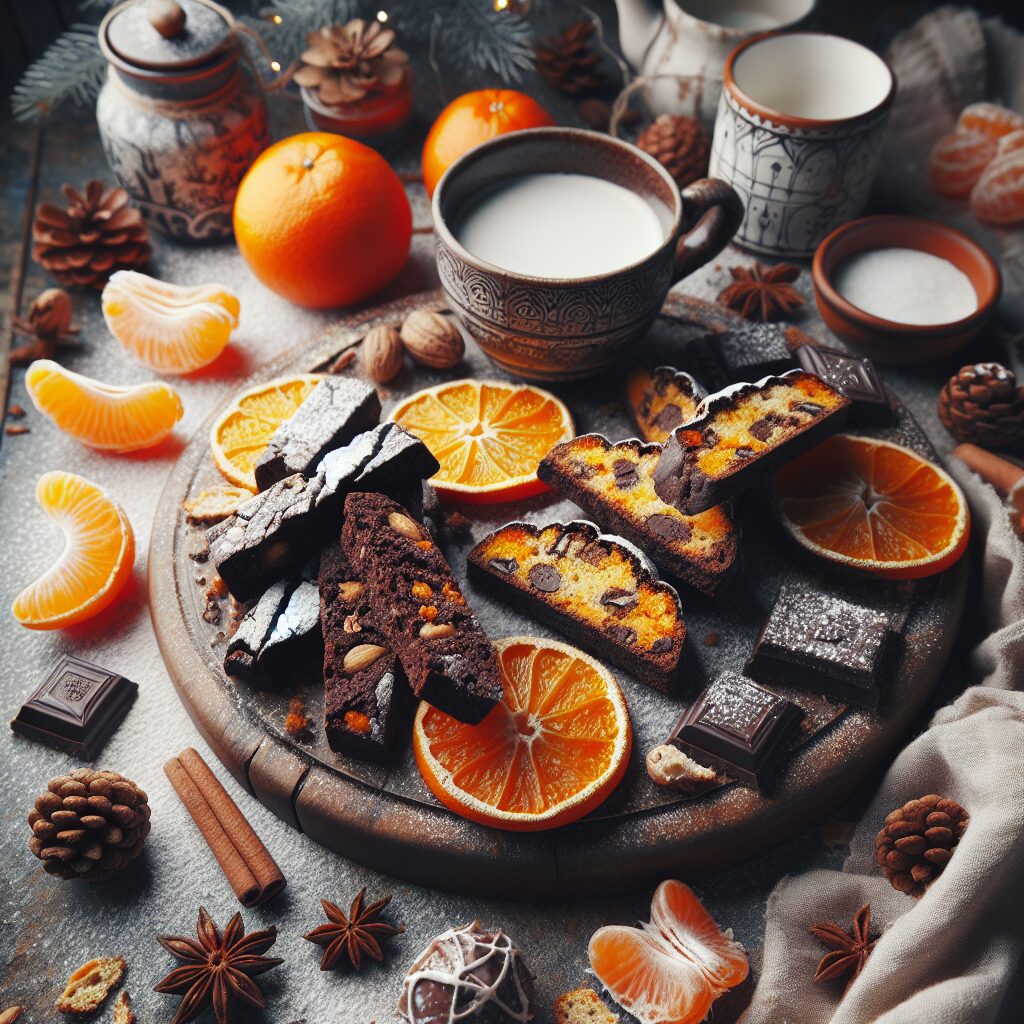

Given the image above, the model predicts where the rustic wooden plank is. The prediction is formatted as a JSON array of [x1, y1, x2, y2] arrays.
[[247, 737, 309, 831], [0, 124, 41, 453]]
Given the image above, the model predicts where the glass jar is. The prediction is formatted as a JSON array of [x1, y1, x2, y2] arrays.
[[96, 0, 270, 241]]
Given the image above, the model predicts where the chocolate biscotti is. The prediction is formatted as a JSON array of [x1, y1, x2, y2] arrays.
[[538, 433, 739, 596], [319, 543, 406, 760], [341, 492, 502, 724], [623, 365, 705, 444], [254, 376, 381, 491], [653, 371, 850, 515], [468, 520, 686, 690], [208, 423, 438, 601]]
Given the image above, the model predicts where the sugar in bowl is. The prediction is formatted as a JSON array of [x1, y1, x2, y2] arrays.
[[97, 0, 271, 241]]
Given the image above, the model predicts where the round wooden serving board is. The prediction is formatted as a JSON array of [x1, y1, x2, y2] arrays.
[[150, 290, 967, 900]]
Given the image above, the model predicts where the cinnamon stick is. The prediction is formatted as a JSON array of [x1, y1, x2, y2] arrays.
[[164, 748, 286, 906], [952, 444, 1024, 499]]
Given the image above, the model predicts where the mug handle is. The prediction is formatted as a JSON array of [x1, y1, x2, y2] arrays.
[[671, 178, 745, 284]]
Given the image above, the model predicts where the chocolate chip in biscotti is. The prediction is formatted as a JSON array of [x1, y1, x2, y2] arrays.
[[468, 519, 686, 691], [528, 564, 562, 593], [612, 458, 640, 489]]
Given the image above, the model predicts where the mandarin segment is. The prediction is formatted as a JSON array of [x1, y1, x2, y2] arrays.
[[12, 471, 134, 630], [26, 359, 183, 452], [413, 636, 630, 831], [389, 379, 575, 503], [957, 102, 1024, 141], [102, 270, 239, 373], [970, 150, 1024, 225], [927, 131, 996, 198], [774, 435, 968, 579], [589, 880, 747, 1024], [210, 374, 322, 489]]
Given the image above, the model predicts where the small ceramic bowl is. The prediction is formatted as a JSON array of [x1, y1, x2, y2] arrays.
[[812, 215, 1002, 365]]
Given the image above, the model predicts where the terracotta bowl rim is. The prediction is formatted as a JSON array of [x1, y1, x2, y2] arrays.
[[723, 31, 897, 131], [430, 126, 684, 287], [811, 214, 1002, 337]]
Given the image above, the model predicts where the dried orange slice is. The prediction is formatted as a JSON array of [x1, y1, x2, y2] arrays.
[[102, 270, 239, 374], [389, 379, 574, 503], [26, 359, 183, 452], [413, 636, 631, 831], [12, 471, 135, 630], [589, 880, 748, 1024], [774, 434, 968, 579], [210, 374, 322, 490]]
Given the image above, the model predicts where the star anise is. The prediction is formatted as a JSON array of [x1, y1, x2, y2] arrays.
[[304, 888, 403, 971], [155, 907, 283, 1024], [808, 903, 878, 993], [718, 262, 806, 322]]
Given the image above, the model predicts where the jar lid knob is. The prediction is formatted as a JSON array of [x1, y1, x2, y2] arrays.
[[149, 0, 187, 39]]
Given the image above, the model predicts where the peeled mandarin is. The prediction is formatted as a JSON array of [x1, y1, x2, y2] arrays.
[[26, 359, 183, 452], [12, 471, 135, 630], [102, 270, 239, 373], [957, 101, 1024, 141], [970, 150, 1024, 225], [927, 131, 996, 198]]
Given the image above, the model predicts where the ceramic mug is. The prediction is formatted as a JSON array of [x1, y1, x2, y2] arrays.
[[432, 127, 743, 382], [709, 32, 896, 259]]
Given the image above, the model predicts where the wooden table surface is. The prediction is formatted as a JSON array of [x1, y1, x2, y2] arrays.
[[0, 45, 1016, 1024]]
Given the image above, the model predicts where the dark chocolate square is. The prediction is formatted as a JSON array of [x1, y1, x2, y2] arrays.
[[10, 654, 138, 760], [669, 671, 803, 788], [745, 582, 892, 708], [794, 344, 894, 424], [690, 323, 796, 386]]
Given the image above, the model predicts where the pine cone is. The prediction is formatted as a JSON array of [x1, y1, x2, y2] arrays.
[[875, 794, 968, 898], [636, 114, 711, 188], [32, 181, 150, 290], [534, 19, 605, 96], [938, 363, 1024, 448], [27, 768, 151, 881]]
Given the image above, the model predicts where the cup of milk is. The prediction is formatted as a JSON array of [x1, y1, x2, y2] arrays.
[[432, 127, 743, 381], [709, 32, 896, 259]]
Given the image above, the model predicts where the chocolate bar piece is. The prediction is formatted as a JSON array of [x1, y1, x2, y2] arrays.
[[745, 582, 893, 709], [208, 424, 438, 601], [669, 671, 803, 788], [320, 543, 406, 760], [254, 377, 381, 491], [691, 323, 797, 386], [794, 344, 894, 425], [10, 654, 138, 759], [224, 567, 323, 684]]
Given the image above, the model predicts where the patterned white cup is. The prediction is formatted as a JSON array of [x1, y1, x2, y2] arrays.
[[709, 32, 896, 259]]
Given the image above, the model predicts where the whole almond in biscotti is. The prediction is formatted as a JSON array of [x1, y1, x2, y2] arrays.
[[362, 324, 405, 383], [400, 310, 464, 368], [56, 957, 126, 1014]]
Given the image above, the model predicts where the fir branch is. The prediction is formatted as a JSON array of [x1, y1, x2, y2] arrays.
[[243, 0, 364, 63], [11, 25, 107, 122]]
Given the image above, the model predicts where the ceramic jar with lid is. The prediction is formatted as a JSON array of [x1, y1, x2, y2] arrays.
[[97, 0, 270, 241]]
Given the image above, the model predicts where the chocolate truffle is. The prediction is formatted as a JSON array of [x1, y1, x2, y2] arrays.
[[398, 922, 535, 1024]]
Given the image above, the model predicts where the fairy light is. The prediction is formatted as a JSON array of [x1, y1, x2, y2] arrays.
[[270, 60, 281, 71], [493, 0, 509, 10], [271, 13, 282, 24], [376, 9, 389, 22]]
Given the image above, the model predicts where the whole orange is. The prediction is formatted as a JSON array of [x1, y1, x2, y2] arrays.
[[422, 89, 555, 197], [233, 132, 412, 309]]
